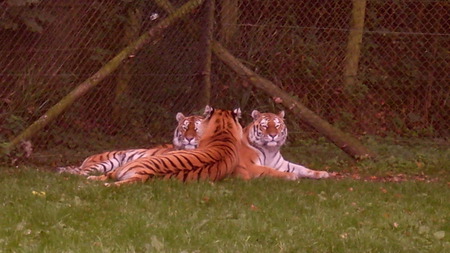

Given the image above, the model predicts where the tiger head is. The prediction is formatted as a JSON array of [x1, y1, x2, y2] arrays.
[[173, 113, 205, 150], [246, 110, 287, 149], [199, 105, 243, 144]]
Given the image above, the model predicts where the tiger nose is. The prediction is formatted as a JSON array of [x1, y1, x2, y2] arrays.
[[186, 137, 194, 142], [269, 133, 277, 138]]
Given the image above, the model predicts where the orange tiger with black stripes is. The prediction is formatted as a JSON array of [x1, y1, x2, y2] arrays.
[[56, 112, 204, 176], [88, 106, 298, 186], [243, 110, 330, 179]]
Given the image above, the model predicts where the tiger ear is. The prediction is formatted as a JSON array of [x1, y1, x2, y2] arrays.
[[233, 108, 242, 119], [278, 110, 285, 119], [251, 110, 261, 120], [203, 105, 214, 118], [176, 112, 185, 122]]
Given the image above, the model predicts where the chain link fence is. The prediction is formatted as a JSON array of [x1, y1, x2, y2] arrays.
[[1, 0, 449, 165]]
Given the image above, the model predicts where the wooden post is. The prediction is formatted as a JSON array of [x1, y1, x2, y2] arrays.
[[219, 0, 238, 46], [198, 0, 215, 107], [343, 0, 366, 93]]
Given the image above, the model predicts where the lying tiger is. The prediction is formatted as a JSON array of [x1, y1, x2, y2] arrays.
[[56, 112, 204, 176], [58, 107, 328, 184], [244, 110, 329, 179], [88, 106, 298, 186]]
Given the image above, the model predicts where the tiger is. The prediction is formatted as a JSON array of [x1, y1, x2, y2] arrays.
[[88, 106, 299, 186], [243, 110, 330, 179], [56, 113, 204, 176]]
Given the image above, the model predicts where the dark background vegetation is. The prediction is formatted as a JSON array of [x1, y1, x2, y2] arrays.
[[0, 0, 449, 165]]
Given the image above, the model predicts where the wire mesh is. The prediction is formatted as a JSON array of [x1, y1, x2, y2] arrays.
[[1, 0, 449, 165]]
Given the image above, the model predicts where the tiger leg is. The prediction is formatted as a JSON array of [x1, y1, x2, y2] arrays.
[[238, 165, 298, 180], [106, 177, 149, 187], [87, 175, 109, 181], [87, 171, 150, 186], [288, 164, 330, 179], [306, 170, 330, 179], [233, 166, 252, 180], [256, 165, 298, 180], [103, 162, 156, 186]]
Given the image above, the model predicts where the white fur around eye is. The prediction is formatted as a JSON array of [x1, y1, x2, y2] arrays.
[[260, 118, 269, 128], [194, 120, 202, 130]]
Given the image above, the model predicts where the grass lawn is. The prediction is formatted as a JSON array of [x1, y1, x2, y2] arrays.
[[0, 137, 449, 252]]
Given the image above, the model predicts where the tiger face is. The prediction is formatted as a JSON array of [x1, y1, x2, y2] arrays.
[[247, 110, 287, 148], [173, 113, 205, 150]]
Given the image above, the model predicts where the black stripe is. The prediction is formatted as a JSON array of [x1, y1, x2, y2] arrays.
[[274, 154, 282, 169], [182, 171, 190, 182], [148, 159, 162, 172], [253, 145, 266, 163], [178, 154, 195, 169], [202, 151, 218, 162], [172, 155, 185, 168], [163, 156, 178, 168]]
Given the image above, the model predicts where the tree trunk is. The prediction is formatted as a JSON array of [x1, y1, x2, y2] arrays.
[[343, 0, 366, 93], [219, 0, 238, 46], [1, 0, 205, 156], [198, 0, 215, 107]]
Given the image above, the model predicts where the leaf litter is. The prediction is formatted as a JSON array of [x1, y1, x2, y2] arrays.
[[330, 172, 441, 183]]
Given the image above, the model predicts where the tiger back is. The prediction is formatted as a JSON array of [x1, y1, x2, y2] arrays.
[[56, 113, 204, 176], [88, 106, 243, 186], [243, 110, 329, 179]]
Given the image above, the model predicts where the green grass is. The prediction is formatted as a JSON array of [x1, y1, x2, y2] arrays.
[[0, 137, 449, 252], [284, 136, 450, 178], [0, 167, 448, 252]]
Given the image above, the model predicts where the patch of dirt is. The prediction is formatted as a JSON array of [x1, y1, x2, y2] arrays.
[[330, 172, 442, 183]]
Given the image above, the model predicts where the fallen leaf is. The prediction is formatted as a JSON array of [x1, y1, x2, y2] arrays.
[[250, 204, 259, 211], [201, 197, 210, 204], [287, 228, 294, 236], [340, 233, 348, 239], [32, 191, 46, 197], [352, 174, 361, 180], [151, 235, 164, 251], [418, 226, 430, 234], [318, 191, 327, 201], [433, 231, 445, 240]]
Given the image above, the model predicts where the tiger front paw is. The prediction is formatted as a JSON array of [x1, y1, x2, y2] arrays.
[[288, 173, 300, 181], [87, 175, 108, 181], [314, 171, 330, 179]]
